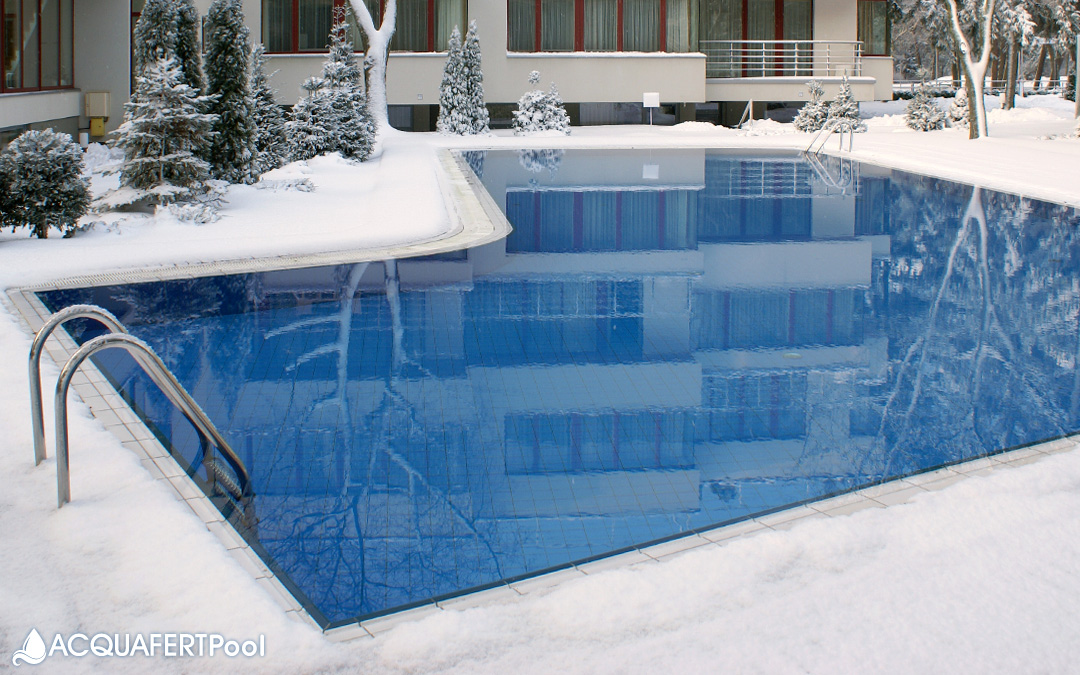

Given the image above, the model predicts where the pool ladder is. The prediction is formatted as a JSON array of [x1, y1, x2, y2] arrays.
[[804, 117, 858, 155], [29, 305, 254, 525]]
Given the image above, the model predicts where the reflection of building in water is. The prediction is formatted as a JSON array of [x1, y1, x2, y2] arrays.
[[88, 150, 894, 620]]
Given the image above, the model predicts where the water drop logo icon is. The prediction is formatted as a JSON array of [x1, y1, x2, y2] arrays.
[[11, 628, 47, 666]]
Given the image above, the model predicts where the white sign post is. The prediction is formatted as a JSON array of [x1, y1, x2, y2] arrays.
[[643, 92, 660, 125]]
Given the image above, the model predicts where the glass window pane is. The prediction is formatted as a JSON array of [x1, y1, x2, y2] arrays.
[[541, 0, 573, 51], [394, 0, 429, 51], [41, 0, 60, 87], [665, 0, 693, 52], [783, 0, 811, 40], [4, 0, 24, 89], [508, 0, 536, 51], [623, 0, 659, 51], [298, 0, 333, 51], [22, 0, 40, 89], [858, 0, 889, 55], [263, 0, 293, 52], [747, 0, 774, 41], [60, 0, 72, 86], [583, 0, 616, 51], [434, 0, 465, 51]]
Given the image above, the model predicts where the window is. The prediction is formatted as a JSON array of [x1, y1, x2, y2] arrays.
[[1, 0, 73, 92], [262, 0, 465, 53], [508, 0, 694, 52], [857, 0, 888, 56]]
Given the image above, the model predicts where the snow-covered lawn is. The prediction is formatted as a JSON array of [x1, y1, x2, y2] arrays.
[[2, 94, 1080, 674]]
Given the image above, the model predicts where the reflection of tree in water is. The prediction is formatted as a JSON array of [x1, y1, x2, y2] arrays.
[[259, 261, 505, 620], [867, 177, 1080, 477]]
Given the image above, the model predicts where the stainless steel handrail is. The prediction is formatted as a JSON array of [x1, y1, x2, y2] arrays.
[[53, 331, 251, 509], [29, 305, 127, 466], [700, 39, 863, 79], [805, 117, 857, 155]]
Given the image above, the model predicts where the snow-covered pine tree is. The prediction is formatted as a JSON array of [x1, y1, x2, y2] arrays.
[[132, 0, 205, 93], [250, 43, 288, 174], [436, 27, 467, 134], [0, 129, 89, 238], [792, 79, 828, 132], [286, 79, 335, 161], [205, 0, 257, 183], [905, 85, 947, 131], [462, 21, 490, 134], [132, 0, 177, 77], [286, 10, 375, 162], [827, 76, 866, 132], [174, 0, 206, 93], [513, 71, 571, 135], [113, 57, 218, 203], [948, 86, 969, 128]]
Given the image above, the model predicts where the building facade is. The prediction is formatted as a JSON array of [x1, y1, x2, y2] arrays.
[[0, 0, 891, 139]]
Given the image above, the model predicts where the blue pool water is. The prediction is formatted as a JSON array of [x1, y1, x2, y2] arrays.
[[41, 149, 1080, 627]]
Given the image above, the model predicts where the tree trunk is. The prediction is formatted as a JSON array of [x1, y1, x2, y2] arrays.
[[1003, 40, 1018, 111], [348, 0, 397, 133], [944, 0, 994, 138], [1034, 43, 1048, 89]]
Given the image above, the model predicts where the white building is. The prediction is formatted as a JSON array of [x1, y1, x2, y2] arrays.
[[0, 0, 891, 139]]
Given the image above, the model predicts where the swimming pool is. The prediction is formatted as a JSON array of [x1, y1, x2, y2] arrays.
[[38, 148, 1080, 628]]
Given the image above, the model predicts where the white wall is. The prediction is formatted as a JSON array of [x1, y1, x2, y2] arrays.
[[73, 0, 131, 136]]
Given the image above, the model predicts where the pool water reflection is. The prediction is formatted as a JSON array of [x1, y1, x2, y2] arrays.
[[40, 149, 1080, 627]]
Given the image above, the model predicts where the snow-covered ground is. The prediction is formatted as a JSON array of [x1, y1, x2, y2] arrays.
[[3, 94, 1080, 674]]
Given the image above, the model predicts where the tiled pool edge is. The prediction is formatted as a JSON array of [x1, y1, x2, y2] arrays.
[[9, 279, 1079, 640]]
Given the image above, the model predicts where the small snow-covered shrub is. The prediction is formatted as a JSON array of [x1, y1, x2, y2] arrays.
[[828, 76, 866, 132], [513, 71, 571, 136], [905, 86, 946, 131], [0, 129, 90, 238], [792, 80, 828, 132], [255, 176, 315, 192], [165, 201, 220, 223], [948, 87, 969, 128]]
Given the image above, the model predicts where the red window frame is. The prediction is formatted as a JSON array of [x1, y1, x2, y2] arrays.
[[0, 0, 74, 94], [510, 0, 671, 53], [265, 0, 446, 54]]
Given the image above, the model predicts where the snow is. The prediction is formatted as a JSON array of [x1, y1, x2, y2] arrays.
[[3, 94, 1080, 673]]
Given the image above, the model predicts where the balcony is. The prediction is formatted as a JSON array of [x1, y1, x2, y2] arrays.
[[701, 40, 864, 79]]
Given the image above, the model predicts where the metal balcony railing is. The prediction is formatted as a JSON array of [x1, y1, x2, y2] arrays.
[[701, 40, 863, 79]]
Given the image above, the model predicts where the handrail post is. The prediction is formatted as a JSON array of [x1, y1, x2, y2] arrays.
[[53, 331, 250, 508], [30, 305, 127, 466]]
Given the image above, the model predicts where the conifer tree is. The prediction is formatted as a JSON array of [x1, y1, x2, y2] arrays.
[[436, 27, 466, 134], [250, 43, 288, 174], [174, 0, 206, 93], [461, 21, 490, 134], [905, 85, 947, 131], [132, 0, 204, 93], [132, 0, 178, 77], [0, 129, 89, 238], [205, 0, 257, 183], [286, 10, 375, 162], [114, 57, 218, 203], [792, 80, 828, 132], [827, 76, 866, 132]]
